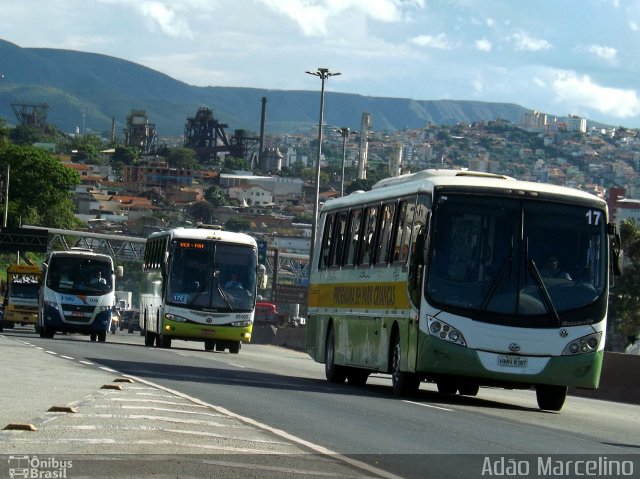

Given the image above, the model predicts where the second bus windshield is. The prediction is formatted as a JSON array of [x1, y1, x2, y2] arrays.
[[167, 241, 256, 312]]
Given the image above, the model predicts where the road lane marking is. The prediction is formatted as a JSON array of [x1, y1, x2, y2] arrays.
[[124, 374, 405, 479], [402, 399, 454, 412], [61, 355, 75, 360], [79, 360, 94, 366]]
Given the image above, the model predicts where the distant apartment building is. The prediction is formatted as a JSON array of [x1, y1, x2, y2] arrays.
[[123, 163, 193, 189], [566, 115, 587, 133], [521, 110, 547, 131]]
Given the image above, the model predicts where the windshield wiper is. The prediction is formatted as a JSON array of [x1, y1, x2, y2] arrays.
[[528, 259, 561, 325], [215, 281, 234, 312], [478, 253, 512, 313]]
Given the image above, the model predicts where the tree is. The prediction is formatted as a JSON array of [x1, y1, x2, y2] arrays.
[[188, 201, 215, 224], [346, 178, 374, 194], [204, 185, 229, 208], [0, 143, 81, 228], [225, 217, 251, 232], [609, 219, 640, 344], [9, 125, 41, 146], [167, 147, 199, 169], [222, 157, 252, 173]]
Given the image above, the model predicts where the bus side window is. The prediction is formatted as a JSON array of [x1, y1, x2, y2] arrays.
[[376, 202, 396, 265], [344, 208, 363, 266], [392, 200, 409, 264], [331, 213, 348, 267], [319, 214, 335, 269], [359, 205, 379, 266]]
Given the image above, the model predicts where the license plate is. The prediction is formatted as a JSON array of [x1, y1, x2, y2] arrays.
[[201, 329, 215, 335], [497, 355, 528, 368], [71, 311, 84, 318]]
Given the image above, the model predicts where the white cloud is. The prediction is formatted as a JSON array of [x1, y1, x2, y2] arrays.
[[136, 2, 194, 39], [508, 31, 551, 51], [553, 71, 640, 118], [475, 38, 492, 52], [256, 0, 418, 37], [411, 33, 451, 49], [629, 20, 639, 31], [588, 44, 617, 63]]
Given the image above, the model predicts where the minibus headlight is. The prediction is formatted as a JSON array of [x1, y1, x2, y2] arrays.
[[230, 320, 252, 327], [165, 313, 187, 322]]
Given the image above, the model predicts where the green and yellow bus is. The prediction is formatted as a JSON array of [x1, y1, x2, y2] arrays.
[[140, 226, 259, 354], [306, 169, 620, 411]]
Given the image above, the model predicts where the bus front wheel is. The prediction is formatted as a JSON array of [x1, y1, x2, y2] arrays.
[[229, 341, 241, 354], [97, 331, 107, 343], [536, 384, 567, 411], [144, 330, 155, 347], [325, 326, 347, 384], [204, 340, 215, 351], [391, 334, 420, 397]]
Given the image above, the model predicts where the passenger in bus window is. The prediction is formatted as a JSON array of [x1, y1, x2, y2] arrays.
[[540, 256, 572, 280]]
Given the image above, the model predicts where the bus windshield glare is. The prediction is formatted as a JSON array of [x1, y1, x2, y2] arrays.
[[46, 257, 113, 295], [167, 241, 257, 312], [426, 194, 607, 327]]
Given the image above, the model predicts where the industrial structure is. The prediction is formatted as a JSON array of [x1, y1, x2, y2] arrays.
[[11, 103, 49, 132], [124, 110, 156, 154], [184, 106, 261, 164]]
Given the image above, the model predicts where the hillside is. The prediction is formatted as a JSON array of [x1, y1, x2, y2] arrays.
[[0, 39, 531, 137]]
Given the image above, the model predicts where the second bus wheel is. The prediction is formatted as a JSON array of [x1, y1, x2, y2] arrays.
[[325, 326, 347, 384]]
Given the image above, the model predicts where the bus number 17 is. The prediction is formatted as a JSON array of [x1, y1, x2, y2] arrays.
[[586, 210, 601, 226]]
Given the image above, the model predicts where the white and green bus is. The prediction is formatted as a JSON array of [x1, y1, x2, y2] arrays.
[[306, 169, 621, 411], [140, 226, 259, 354]]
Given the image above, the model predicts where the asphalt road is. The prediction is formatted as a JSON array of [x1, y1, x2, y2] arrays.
[[1, 326, 639, 479]]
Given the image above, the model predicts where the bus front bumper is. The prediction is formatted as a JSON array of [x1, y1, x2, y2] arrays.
[[161, 320, 253, 343], [417, 336, 603, 389]]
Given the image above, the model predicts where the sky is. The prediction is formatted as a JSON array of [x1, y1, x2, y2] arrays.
[[3, 0, 640, 127]]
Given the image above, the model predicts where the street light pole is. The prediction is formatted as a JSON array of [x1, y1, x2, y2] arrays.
[[305, 67, 340, 267]]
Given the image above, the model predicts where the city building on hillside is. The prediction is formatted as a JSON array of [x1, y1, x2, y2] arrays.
[[219, 174, 304, 198], [228, 184, 274, 206], [123, 164, 194, 189]]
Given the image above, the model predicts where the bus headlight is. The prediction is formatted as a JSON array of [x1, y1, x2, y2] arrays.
[[427, 318, 466, 347], [43, 300, 58, 311], [229, 320, 252, 327], [562, 332, 602, 355], [165, 313, 187, 322]]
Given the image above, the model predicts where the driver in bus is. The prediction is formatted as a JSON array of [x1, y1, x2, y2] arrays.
[[540, 256, 572, 280], [224, 273, 244, 289]]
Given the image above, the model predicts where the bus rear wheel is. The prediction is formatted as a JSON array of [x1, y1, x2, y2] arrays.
[[325, 326, 347, 384], [90, 333, 97, 342], [144, 330, 155, 347], [536, 384, 567, 411], [97, 331, 107, 342], [390, 334, 420, 397]]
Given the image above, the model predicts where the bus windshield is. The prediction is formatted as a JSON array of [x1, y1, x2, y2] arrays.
[[167, 241, 257, 312], [426, 194, 607, 327], [46, 257, 113, 295]]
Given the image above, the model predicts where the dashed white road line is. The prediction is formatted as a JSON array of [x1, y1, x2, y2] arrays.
[[403, 399, 454, 412]]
